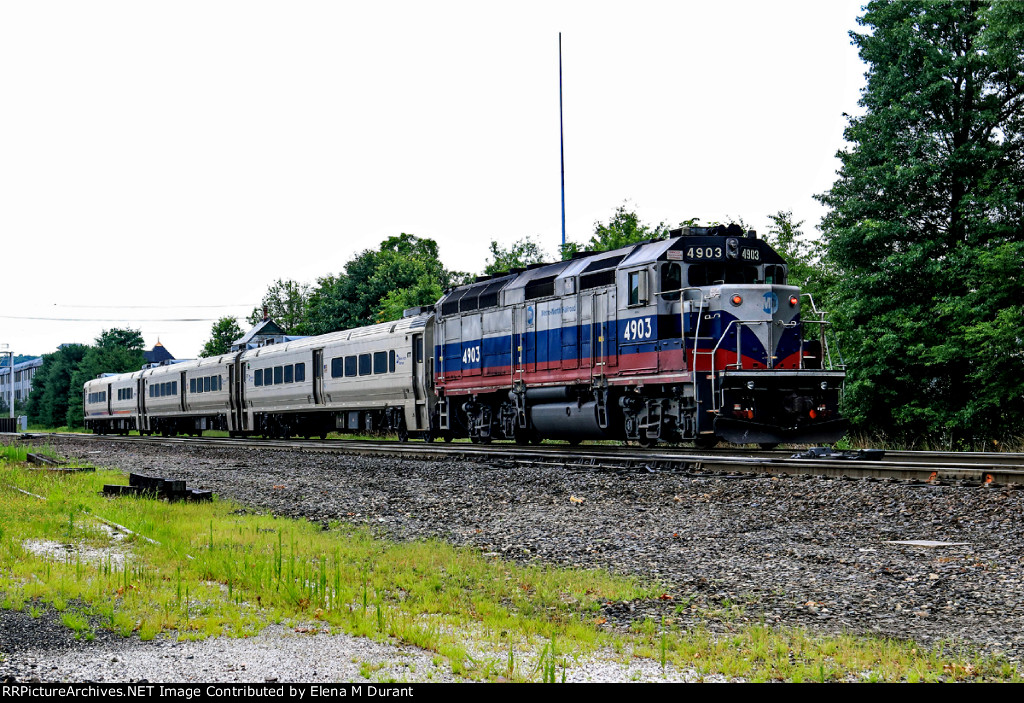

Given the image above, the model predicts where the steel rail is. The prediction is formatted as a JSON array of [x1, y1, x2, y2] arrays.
[[9, 432, 1024, 487]]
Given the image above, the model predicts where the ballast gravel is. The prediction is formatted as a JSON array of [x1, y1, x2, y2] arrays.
[[5, 436, 1024, 682]]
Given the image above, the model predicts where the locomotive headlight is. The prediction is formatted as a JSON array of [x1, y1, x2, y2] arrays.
[[789, 296, 799, 306], [746, 381, 755, 390], [726, 238, 740, 259], [731, 295, 743, 306], [820, 381, 828, 390]]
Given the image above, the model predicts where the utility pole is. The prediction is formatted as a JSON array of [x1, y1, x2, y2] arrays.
[[559, 32, 566, 254], [0, 344, 11, 421]]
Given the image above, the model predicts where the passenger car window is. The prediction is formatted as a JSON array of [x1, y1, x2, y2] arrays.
[[373, 351, 387, 374], [284, 365, 294, 383], [345, 356, 358, 377], [295, 363, 305, 382], [273, 366, 283, 385], [255, 369, 263, 386], [331, 358, 342, 378], [359, 354, 371, 376], [389, 350, 396, 373]]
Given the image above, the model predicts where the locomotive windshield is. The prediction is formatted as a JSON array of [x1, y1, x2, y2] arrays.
[[686, 263, 787, 286]]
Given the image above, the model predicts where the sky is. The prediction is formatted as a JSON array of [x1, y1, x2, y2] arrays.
[[1, 0, 867, 360]]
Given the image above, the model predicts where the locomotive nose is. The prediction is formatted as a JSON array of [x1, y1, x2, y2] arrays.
[[714, 284, 802, 370]]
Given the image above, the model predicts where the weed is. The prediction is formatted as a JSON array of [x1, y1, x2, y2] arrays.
[[60, 611, 89, 632]]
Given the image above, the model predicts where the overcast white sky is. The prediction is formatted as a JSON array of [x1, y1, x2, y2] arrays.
[[1, 0, 867, 360]]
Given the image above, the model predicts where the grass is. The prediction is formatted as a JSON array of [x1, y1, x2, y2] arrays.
[[834, 432, 1024, 454], [0, 441, 1021, 682]]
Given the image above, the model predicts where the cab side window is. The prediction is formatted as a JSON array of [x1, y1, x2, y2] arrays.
[[660, 263, 682, 301]]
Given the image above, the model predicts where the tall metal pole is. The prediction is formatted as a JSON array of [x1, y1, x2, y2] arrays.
[[1, 346, 11, 420], [559, 32, 566, 253]]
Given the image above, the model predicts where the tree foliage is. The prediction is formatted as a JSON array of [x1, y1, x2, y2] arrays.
[[376, 279, 446, 322], [304, 234, 465, 333], [582, 203, 671, 254], [201, 316, 244, 358], [484, 236, 548, 275], [247, 279, 310, 333], [25, 345, 89, 428], [817, 1, 1024, 445]]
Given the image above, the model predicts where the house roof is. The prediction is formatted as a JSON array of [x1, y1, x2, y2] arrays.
[[143, 341, 175, 364], [231, 319, 287, 348]]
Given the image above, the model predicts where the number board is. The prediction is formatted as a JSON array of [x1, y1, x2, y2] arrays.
[[682, 243, 761, 262], [683, 245, 725, 261]]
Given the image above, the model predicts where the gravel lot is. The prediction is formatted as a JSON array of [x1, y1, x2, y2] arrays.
[[5, 436, 1024, 681]]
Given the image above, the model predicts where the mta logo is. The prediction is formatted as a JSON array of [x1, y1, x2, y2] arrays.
[[762, 292, 778, 314], [526, 306, 534, 325]]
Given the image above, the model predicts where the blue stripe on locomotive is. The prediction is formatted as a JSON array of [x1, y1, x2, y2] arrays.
[[436, 316, 658, 373], [437, 312, 803, 374]]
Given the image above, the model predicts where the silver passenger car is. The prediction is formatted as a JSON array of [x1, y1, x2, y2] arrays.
[[238, 313, 435, 439], [84, 371, 142, 434]]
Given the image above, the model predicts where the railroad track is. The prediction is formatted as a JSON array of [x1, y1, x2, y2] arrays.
[[10, 431, 1024, 487]]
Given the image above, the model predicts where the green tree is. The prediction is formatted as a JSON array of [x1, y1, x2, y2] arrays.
[[305, 234, 465, 333], [583, 203, 671, 253], [817, 1, 1024, 446], [247, 279, 310, 333], [201, 316, 244, 357], [484, 236, 549, 275], [376, 279, 445, 322], [26, 344, 89, 428]]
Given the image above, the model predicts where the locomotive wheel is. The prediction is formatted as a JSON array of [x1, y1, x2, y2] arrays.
[[422, 432, 435, 443], [319, 432, 328, 440], [513, 428, 534, 445], [444, 434, 454, 443], [398, 426, 409, 442], [694, 435, 719, 449], [638, 435, 657, 448]]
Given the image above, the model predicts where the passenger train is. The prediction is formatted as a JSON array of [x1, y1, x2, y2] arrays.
[[84, 225, 847, 448]]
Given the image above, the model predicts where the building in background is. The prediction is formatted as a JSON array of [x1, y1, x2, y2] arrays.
[[230, 319, 296, 351], [0, 357, 43, 411], [143, 340, 176, 366]]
